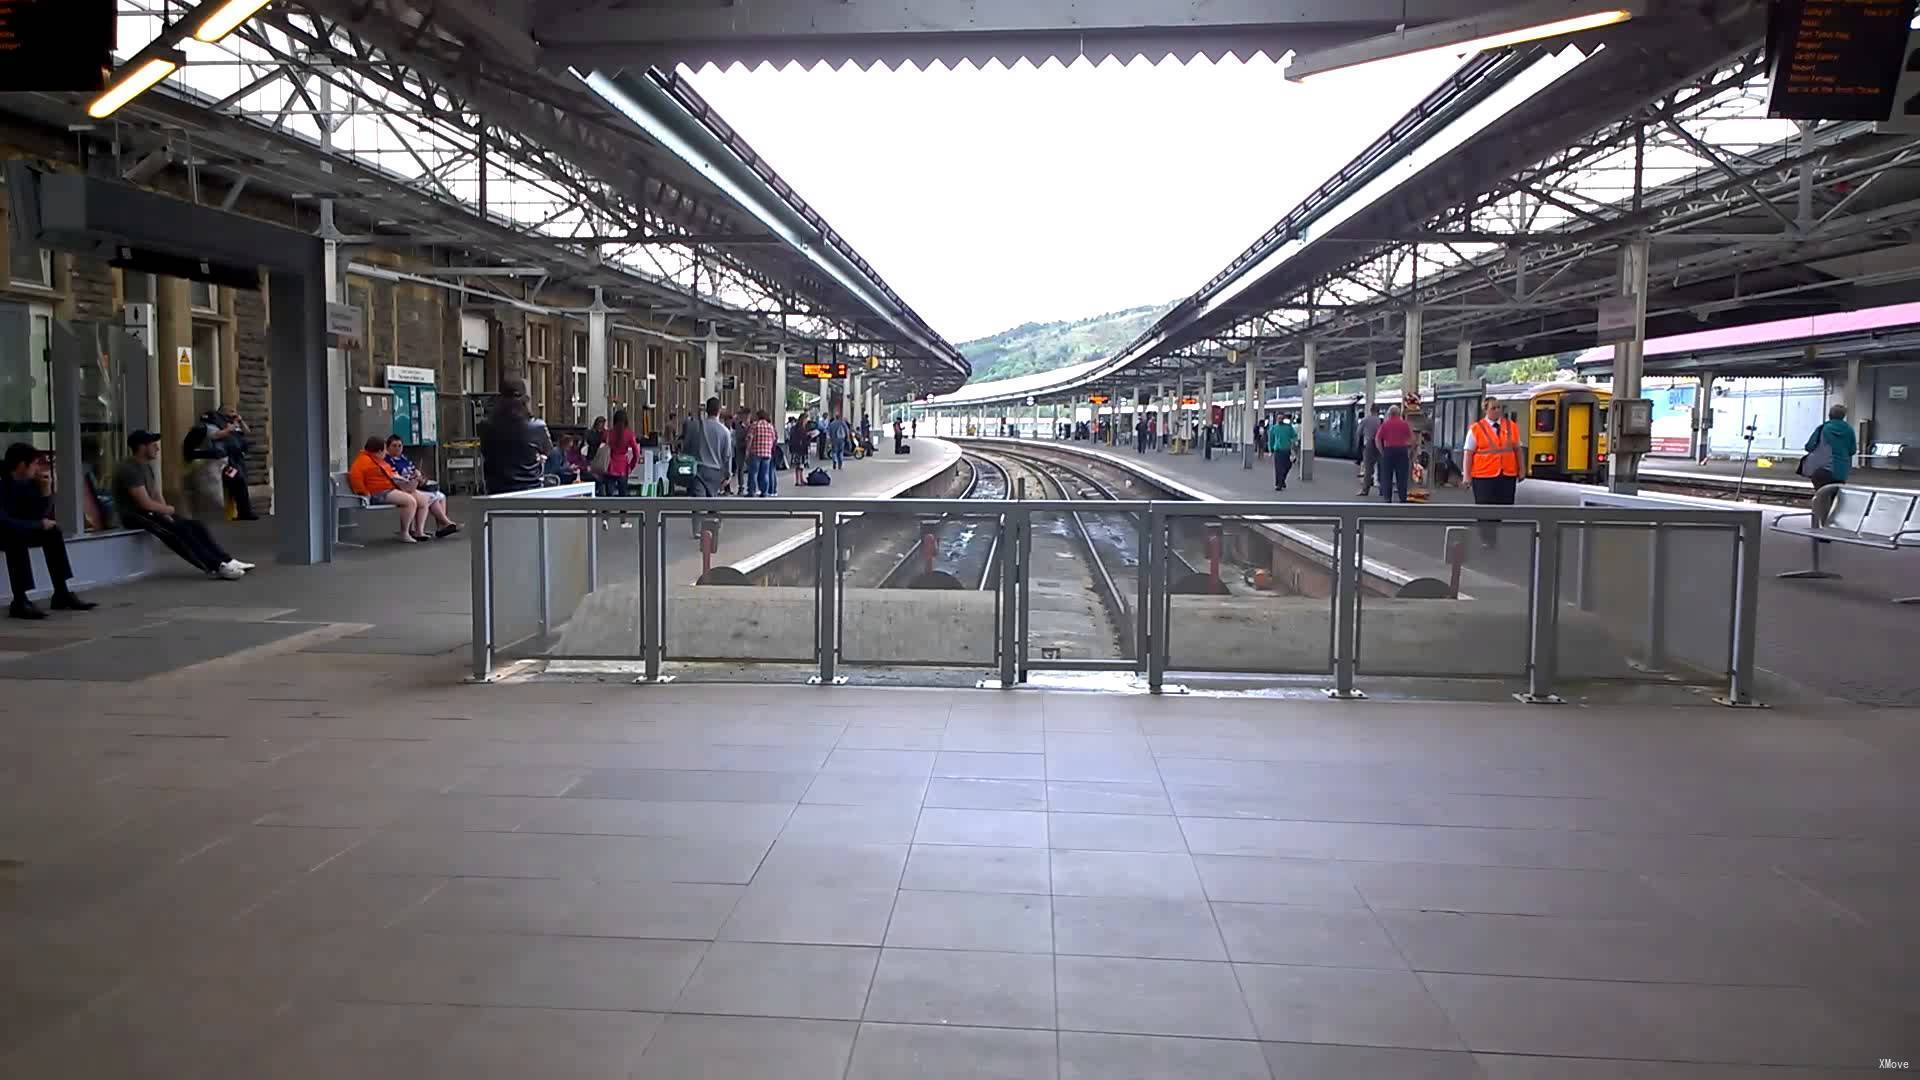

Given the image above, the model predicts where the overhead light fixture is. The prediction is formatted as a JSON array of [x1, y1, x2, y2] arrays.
[[194, 0, 274, 43], [1285, 0, 1636, 81], [87, 54, 182, 119]]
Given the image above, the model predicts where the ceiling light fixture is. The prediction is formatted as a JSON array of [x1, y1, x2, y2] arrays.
[[87, 55, 182, 119], [194, 0, 274, 43], [1285, 0, 1637, 81]]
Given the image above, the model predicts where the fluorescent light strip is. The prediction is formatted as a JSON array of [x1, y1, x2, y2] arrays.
[[87, 57, 179, 119], [1289, 6, 1631, 81], [195, 0, 274, 43]]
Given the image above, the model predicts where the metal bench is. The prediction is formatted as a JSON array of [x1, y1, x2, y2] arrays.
[[1770, 484, 1920, 603], [332, 471, 396, 549]]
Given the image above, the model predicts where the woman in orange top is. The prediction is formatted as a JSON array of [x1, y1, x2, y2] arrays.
[[348, 436, 431, 542]]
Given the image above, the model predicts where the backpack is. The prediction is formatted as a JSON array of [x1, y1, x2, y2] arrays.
[[806, 468, 831, 487]]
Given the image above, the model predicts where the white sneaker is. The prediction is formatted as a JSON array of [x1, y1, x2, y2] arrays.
[[214, 564, 245, 580], [228, 559, 256, 571]]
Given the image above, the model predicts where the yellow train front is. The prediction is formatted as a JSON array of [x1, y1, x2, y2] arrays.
[[1431, 382, 1611, 483]]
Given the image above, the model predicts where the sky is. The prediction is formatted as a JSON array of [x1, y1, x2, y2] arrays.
[[686, 50, 1465, 343]]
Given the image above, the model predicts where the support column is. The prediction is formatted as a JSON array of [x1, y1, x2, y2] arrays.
[[1691, 372, 1714, 461], [318, 78, 347, 474], [1175, 370, 1186, 451], [774, 346, 788, 423], [1456, 339, 1471, 384], [1844, 353, 1860, 426], [1403, 306, 1424, 495], [269, 254, 330, 565], [701, 324, 719, 406], [821, 375, 832, 420], [1201, 369, 1215, 459], [1363, 356, 1377, 414], [1300, 340, 1318, 482], [1610, 235, 1651, 491], [1242, 352, 1255, 470], [587, 288, 609, 422]]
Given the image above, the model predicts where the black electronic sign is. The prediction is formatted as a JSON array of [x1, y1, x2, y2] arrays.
[[0, 0, 114, 93], [1765, 0, 1910, 120]]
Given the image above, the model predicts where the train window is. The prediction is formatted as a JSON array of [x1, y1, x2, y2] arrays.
[[1534, 406, 1556, 434]]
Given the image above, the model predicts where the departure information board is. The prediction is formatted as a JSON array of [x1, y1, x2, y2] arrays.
[[1765, 0, 1910, 120], [0, 0, 114, 92]]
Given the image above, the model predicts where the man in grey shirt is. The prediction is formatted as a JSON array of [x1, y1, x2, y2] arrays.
[[679, 397, 734, 541], [1356, 406, 1385, 497]]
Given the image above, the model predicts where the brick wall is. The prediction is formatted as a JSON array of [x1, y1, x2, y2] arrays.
[[232, 284, 272, 512]]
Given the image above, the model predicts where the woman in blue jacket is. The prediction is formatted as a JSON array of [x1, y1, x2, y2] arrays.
[[1803, 403, 1856, 527]]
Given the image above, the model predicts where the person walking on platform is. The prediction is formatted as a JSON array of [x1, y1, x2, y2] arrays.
[[1375, 406, 1414, 503], [600, 410, 640, 528], [2, 444, 95, 619], [1802, 403, 1856, 528], [828, 412, 851, 471], [1464, 397, 1523, 548], [680, 397, 733, 542], [1267, 413, 1298, 491], [1356, 406, 1384, 496]]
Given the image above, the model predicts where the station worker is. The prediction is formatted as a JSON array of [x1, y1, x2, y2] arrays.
[[1464, 397, 1523, 548]]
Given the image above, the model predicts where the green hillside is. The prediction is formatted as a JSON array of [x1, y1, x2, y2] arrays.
[[960, 303, 1171, 384]]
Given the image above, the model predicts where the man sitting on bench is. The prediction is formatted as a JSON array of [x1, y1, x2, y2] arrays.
[[1, 443, 96, 619], [113, 431, 252, 580]]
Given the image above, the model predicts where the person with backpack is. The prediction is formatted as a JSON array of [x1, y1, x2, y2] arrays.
[[181, 409, 237, 521]]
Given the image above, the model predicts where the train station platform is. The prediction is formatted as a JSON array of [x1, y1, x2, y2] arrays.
[[999, 438, 1920, 707], [3, 645, 1914, 1077], [1639, 456, 1920, 492]]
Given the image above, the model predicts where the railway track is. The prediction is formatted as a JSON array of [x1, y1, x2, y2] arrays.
[[977, 448, 1128, 661], [875, 453, 1004, 590]]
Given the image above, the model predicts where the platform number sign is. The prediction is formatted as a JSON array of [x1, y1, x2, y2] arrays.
[[1878, 30, 1920, 134]]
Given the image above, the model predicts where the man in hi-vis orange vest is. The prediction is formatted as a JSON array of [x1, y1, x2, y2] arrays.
[[1464, 397, 1523, 548]]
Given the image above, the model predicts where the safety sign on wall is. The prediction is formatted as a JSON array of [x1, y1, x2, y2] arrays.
[[175, 346, 193, 387]]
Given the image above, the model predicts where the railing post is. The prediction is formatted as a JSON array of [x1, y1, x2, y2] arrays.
[[1719, 513, 1766, 707], [1006, 503, 1021, 684], [1329, 508, 1364, 699], [536, 511, 552, 639], [586, 503, 600, 595], [468, 510, 493, 681], [1634, 524, 1670, 672], [1147, 506, 1169, 693], [814, 510, 842, 685], [1134, 507, 1152, 676], [1518, 520, 1564, 704], [639, 506, 667, 683]]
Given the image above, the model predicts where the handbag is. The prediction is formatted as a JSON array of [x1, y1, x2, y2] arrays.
[[1797, 440, 1832, 478], [590, 442, 612, 473], [772, 443, 787, 471]]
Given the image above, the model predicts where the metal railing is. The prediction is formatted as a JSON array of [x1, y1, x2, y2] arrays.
[[469, 492, 1765, 706]]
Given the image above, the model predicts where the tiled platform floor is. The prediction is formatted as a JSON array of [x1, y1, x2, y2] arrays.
[[2, 662, 1914, 1078]]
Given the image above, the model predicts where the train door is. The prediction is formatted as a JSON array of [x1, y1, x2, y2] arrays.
[[1561, 397, 1599, 478]]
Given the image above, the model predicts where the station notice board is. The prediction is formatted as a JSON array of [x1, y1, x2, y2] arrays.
[[1765, 0, 1911, 121], [0, 0, 114, 92]]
